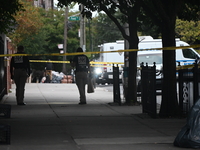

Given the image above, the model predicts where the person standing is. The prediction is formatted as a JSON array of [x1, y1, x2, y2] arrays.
[[10, 45, 30, 105], [71, 47, 90, 104]]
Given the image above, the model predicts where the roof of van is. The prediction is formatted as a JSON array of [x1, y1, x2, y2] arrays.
[[116, 36, 154, 44], [100, 36, 182, 46]]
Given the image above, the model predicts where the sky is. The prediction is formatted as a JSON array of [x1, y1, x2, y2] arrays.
[[54, 0, 78, 10]]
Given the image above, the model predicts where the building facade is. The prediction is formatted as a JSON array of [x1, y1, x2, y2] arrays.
[[34, 0, 54, 10], [0, 34, 14, 100]]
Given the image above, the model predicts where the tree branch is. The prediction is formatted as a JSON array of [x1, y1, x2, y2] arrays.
[[99, 2, 129, 40]]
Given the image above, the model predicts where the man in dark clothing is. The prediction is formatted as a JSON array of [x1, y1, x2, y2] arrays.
[[71, 47, 90, 104], [10, 45, 30, 105]]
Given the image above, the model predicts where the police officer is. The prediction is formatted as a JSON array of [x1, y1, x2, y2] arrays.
[[10, 45, 30, 105], [71, 47, 90, 104]]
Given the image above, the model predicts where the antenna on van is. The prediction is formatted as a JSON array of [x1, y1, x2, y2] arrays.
[[139, 36, 154, 43], [139, 37, 145, 43]]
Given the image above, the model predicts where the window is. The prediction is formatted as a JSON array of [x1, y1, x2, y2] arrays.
[[182, 49, 199, 59], [138, 54, 162, 65]]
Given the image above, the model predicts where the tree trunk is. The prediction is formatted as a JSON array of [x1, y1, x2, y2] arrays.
[[159, 19, 180, 117], [125, 14, 139, 104], [126, 45, 138, 104]]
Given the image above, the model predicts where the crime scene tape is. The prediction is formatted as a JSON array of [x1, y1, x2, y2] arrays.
[[29, 60, 124, 65], [6, 56, 200, 70], [176, 64, 200, 70], [29, 59, 199, 70], [29, 60, 70, 63], [1, 44, 200, 57], [136, 64, 200, 70], [90, 65, 123, 68]]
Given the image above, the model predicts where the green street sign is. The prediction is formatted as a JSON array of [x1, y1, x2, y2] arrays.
[[69, 16, 80, 21]]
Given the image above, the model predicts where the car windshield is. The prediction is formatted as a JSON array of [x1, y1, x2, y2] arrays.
[[138, 54, 162, 65], [182, 48, 199, 59]]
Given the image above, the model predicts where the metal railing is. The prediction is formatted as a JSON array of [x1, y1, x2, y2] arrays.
[[178, 61, 200, 116], [140, 62, 157, 118], [139, 61, 200, 118]]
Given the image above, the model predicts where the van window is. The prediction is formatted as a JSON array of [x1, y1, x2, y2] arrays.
[[138, 54, 162, 65], [182, 49, 199, 59]]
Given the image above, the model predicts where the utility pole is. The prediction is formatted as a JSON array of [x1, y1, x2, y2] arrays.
[[124, 23, 129, 103], [88, 19, 92, 52], [62, 7, 68, 74], [79, 4, 86, 51], [124, 23, 129, 68]]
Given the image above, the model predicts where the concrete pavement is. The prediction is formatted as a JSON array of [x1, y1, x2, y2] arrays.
[[0, 83, 188, 150]]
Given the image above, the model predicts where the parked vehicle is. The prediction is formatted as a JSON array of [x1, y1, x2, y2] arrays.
[[95, 40, 124, 84], [95, 36, 200, 86], [136, 37, 200, 91]]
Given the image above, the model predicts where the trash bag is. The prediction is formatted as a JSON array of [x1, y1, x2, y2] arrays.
[[87, 76, 94, 93], [174, 98, 200, 148]]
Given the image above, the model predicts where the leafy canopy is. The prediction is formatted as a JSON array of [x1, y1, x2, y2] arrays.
[[8, 0, 43, 45], [0, 0, 24, 33]]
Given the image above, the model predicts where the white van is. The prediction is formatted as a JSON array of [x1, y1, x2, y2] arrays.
[[138, 37, 199, 66], [136, 36, 200, 91], [96, 36, 200, 85], [95, 41, 124, 84]]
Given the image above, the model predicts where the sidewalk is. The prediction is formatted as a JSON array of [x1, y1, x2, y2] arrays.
[[0, 83, 187, 150]]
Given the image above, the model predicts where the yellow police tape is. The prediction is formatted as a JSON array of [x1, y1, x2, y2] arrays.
[[29, 59, 199, 70], [90, 65, 123, 68], [29, 60, 124, 65], [1, 44, 200, 57], [176, 64, 200, 70], [3, 44, 200, 70], [137, 64, 200, 71]]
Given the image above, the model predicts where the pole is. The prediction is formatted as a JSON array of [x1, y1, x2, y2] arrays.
[[88, 19, 92, 52], [80, 4, 86, 51], [123, 23, 129, 102], [62, 7, 68, 74]]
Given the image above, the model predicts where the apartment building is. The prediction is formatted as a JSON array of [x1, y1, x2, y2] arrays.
[[34, 0, 54, 10]]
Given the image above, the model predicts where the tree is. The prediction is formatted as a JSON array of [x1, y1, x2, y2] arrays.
[[8, 0, 43, 45], [30, 8, 81, 72], [0, 0, 24, 33], [58, 0, 143, 105], [176, 19, 200, 45], [58, 0, 200, 117], [9, 4, 81, 72], [7, 0, 199, 116], [137, 12, 161, 39], [92, 13, 123, 45], [141, 0, 200, 117], [87, 13, 123, 60]]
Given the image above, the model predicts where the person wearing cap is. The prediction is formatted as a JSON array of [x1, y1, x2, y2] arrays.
[[10, 45, 30, 105], [71, 47, 90, 104]]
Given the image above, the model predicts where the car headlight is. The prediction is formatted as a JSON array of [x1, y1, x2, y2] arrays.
[[95, 68, 102, 74]]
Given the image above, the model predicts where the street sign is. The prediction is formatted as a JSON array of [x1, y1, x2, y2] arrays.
[[68, 16, 80, 21], [57, 44, 63, 49]]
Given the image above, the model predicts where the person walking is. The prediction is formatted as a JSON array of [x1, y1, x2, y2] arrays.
[[10, 45, 30, 105], [71, 47, 90, 105]]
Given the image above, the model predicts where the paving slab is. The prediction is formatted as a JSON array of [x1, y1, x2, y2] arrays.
[[0, 83, 187, 150]]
